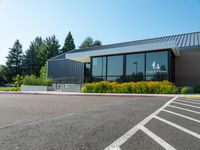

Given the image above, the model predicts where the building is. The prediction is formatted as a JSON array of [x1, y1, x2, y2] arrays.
[[47, 32, 200, 87], [47, 54, 84, 84]]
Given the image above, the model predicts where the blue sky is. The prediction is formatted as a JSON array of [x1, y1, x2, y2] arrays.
[[0, 0, 200, 65]]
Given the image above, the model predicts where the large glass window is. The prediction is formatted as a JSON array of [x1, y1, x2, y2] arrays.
[[107, 55, 123, 76], [146, 51, 168, 81], [92, 76, 106, 82], [126, 53, 145, 81], [92, 57, 106, 76], [90, 50, 171, 83]]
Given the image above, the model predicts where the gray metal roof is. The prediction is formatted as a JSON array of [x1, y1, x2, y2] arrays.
[[48, 53, 66, 61], [68, 31, 200, 54]]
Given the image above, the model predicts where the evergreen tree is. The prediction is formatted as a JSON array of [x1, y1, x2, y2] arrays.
[[23, 37, 43, 76], [79, 37, 102, 49], [38, 35, 60, 66], [0, 65, 8, 85], [6, 40, 23, 81], [62, 32, 75, 53]]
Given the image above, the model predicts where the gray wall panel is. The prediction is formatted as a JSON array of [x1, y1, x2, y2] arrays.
[[47, 59, 84, 84], [175, 48, 200, 87]]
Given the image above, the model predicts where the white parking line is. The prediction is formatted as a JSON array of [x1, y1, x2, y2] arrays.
[[154, 116, 200, 139], [168, 105, 200, 114], [175, 99, 200, 105], [104, 97, 178, 150], [138, 126, 176, 150], [177, 98, 200, 103], [109, 148, 121, 150], [172, 101, 200, 109], [162, 109, 200, 123]]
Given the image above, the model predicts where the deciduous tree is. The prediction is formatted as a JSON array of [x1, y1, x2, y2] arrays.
[[79, 37, 102, 49]]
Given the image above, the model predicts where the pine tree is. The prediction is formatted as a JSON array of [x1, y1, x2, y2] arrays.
[[0, 65, 8, 85], [62, 32, 75, 53], [6, 39, 23, 81], [23, 37, 43, 76], [38, 35, 60, 66]]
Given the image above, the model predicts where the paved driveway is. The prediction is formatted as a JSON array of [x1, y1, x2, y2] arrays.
[[0, 94, 199, 150], [0, 94, 142, 128]]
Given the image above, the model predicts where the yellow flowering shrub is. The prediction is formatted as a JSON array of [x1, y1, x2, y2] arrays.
[[81, 80, 177, 94]]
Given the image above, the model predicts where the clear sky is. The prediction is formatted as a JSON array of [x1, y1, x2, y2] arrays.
[[0, 0, 200, 65]]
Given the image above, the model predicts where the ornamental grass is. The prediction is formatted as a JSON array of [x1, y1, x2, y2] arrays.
[[81, 81, 177, 94]]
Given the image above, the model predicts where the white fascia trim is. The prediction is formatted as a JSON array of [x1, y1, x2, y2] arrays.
[[65, 41, 179, 62]]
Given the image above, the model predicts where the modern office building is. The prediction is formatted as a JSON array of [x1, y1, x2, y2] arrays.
[[47, 32, 200, 87]]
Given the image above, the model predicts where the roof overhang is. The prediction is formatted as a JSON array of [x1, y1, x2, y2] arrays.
[[65, 41, 180, 62]]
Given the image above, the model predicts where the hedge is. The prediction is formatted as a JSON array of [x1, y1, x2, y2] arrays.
[[81, 81, 177, 94], [23, 75, 53, 86]]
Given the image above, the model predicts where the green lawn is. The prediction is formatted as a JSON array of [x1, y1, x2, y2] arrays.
[[0, 87, 20, 91]]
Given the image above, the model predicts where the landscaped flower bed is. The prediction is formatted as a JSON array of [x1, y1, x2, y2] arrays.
[[81, 81, 177, 94]]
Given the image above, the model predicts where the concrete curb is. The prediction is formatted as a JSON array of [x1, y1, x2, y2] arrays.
[[1, 91, 200, 98]]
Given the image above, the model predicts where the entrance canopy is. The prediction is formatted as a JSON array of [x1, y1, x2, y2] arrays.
[[65, 41, 179, 62]]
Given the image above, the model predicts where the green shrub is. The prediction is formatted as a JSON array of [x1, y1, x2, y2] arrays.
[[181, 86, 190, 94], [23, 75, 53, 86], [13, 75, 23, 87], [81, 81, 177, 94], [40, 64, 47, 80], [194, 85, 200, 93]]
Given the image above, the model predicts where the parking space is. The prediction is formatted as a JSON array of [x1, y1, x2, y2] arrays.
[[0, 94, 200, 150], [105, 97, 200, 150], [0, 94, 170, 150]]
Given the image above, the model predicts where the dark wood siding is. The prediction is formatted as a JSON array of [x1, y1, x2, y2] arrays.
[[175, 48, 200, 86]]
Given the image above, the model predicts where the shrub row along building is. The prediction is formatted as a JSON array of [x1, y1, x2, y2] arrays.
[[47, 32, 200, 87]]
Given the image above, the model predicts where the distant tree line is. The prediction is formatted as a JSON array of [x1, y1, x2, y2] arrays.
[[0, 32, 102, 85]]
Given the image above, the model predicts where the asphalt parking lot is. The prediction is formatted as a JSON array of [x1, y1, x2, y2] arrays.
[[0, 94, 200, 150]]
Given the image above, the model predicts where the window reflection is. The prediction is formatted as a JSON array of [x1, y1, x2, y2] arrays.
[[92, 76, 106, 82], [107, 76, 124, 82], [91, 51, 169, 82], [92, 57, 106, 76], [107, 55, 123, 76], [146, 51, 168, 81], [126, 53, 145, 82]]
